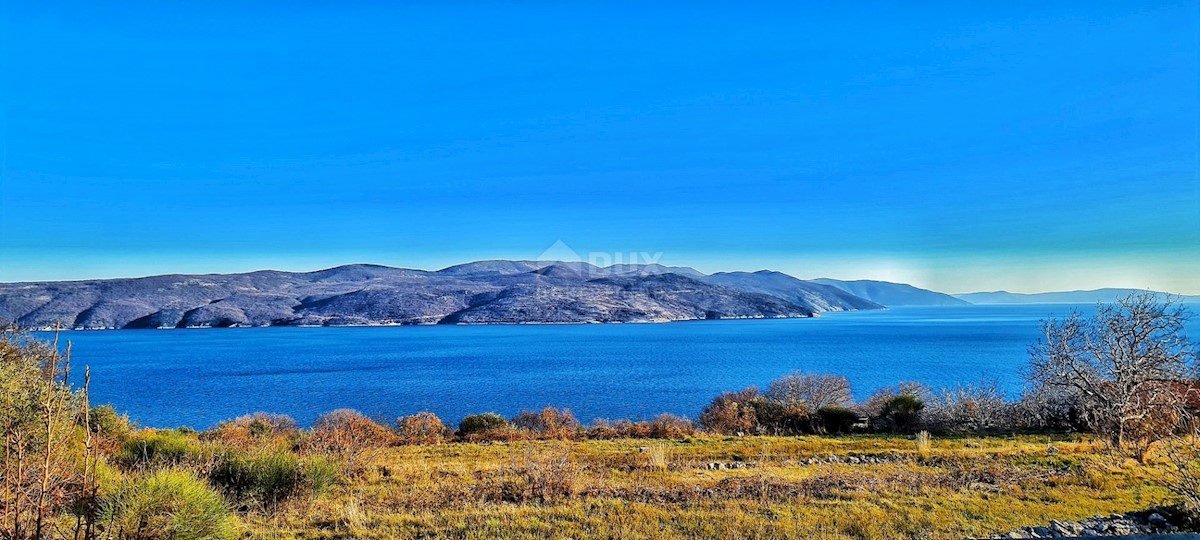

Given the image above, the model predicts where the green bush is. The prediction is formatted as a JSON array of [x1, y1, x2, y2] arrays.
[[817, 406, 860, 434], [458, 413, 509, 437], [101, 468, 236, 540], [82, 404, 133, 440], [210, 450, 335, 509], [878, 394, 925, 433], [119, 429, 206, 468]]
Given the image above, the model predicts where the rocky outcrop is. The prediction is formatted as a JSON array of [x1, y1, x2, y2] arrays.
[[982, 508, 1191, 538]]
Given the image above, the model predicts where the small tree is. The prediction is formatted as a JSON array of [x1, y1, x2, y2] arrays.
[[1026, 293, 1197, 450]]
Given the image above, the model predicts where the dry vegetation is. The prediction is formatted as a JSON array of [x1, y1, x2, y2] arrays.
[[241, 434, 1182, 540]]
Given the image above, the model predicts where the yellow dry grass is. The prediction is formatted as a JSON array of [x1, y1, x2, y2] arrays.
[[240, 435, 1177, 540]]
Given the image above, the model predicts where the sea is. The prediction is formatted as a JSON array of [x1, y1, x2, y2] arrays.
[[38, 303, 1200, 429]]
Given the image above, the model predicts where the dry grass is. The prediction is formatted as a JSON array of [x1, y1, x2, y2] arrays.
[[239, 434, 1179, 539]]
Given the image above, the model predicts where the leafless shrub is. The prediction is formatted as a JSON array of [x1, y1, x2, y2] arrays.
[[482, 442, 581, 503], [766, 372, 853, 410], [205, 412, 298, 450], [1015, 384, 1086, 433], [305, 409, 396, 474], [1159, 413, 1200, 518], [396, 412, 451, 445], [511, 407, 581, 440], [924, 379, 1014, 434], [588, 415, 696, 440], [646, 414, 696, 439], [699, 388, 760, 435]]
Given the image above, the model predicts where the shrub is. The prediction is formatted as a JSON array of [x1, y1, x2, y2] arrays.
[[306, 409, 396, 474], [860, 382, 930, 419], [308, 409, 397, 451], [0, 328, 86, 539], [646, 414, 696, 439], [396, 412, 451, 445], [585, 419, 622, 439], [511, 407, 581, 440], [210, 449, 334, 510], [491, 443, 580, 503], [749, 398, 811, 435], [924, 381, 1014, 434], [101, 468, 236, 540], [83, 404, 133, 441], [766, 372, 853, 410], [699, 388, 760, 435], [1016, 386, 1087, 433], [877, 394, 925, 433], [206, 413, 298, 450], [585, 415, 695, 439], [817, 406, 860, 434], [458, 413, 510, 438], [119, 429, 207, 469]]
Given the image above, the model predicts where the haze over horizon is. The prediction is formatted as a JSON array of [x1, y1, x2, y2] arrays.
[[2, 2, 1197, 294]]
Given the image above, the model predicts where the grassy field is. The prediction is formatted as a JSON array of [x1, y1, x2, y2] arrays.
[[242, 434, 1176, 540]]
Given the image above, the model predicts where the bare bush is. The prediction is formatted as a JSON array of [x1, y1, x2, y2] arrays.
[[1160, 413, 1200, 518], [699, 388, 760, 435], [924, 380, 1013, 434], [486, 442, 581, 503], [205, 412, 298, 450], [766, 372, 853, 410], [306, 409, 396, 474], [396, 412, 451, 445], [511, 407, 581, 440], [1016, 384, 1086, 433], [587, 414, 695, 440]]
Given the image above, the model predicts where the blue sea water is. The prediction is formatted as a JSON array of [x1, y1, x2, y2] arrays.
[[40, 304, 1200, 429]]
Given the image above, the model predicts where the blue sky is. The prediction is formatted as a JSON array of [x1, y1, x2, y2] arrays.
[[1, 2, 1197, 293]]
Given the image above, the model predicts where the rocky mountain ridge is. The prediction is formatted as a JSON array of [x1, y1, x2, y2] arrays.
[[0, 261, 966, 329]]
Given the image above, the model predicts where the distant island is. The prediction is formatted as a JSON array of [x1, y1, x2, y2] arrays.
[[954, 288, 1200, 304], [0, 260, 962, 330], [3, 261, 1192, 330]]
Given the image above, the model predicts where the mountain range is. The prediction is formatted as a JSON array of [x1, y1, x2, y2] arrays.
[[4, 261, 1190, 330], [0, 261, 957, 330], [954, 288, 1200, 304]]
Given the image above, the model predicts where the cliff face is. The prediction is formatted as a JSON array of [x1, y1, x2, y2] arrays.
[[0, 262, 870, 329]]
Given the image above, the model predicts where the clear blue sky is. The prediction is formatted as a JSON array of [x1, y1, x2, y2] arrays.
[[1, 2, 1197, 293]]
